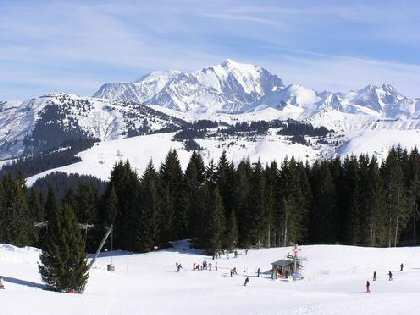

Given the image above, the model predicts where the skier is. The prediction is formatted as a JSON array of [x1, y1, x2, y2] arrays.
[[176, 263, 183, 272], [373, 271, 376, 281], [366, 281, 370, 293], [245, 249, 248, 255], [400, 263, 404, 271], [388, 271, 393, 281], [208, 263, 212, 271], [244, 276, 250, 287], [0, 277, 4, 289], [257, 267, 261, 277], [234, 250, 238, 258]]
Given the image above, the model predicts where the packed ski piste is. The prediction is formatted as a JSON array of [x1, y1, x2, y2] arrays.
[[1, 240, 420, 315]]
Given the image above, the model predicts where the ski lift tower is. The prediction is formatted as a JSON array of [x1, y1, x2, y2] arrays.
[[286, 243, 304, 280]]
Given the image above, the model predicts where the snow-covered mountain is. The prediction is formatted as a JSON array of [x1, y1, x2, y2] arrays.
[[94, 59, 286, 113], [94, 59, 419, 121], [0, 93, 186, 160], [3, 59, 420, 182]]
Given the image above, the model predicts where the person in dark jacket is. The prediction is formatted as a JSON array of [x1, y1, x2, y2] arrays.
[[373, 271, 376, 281], [257, 267, 261, 277], [244, 277, 249, 287], [400, 263, 404, 271], [388, 271, 393, 281], [366, 280, 370, 293]]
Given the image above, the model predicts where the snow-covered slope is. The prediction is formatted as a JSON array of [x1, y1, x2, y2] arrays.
[[1, 242, 420, 315], [0, 93, 186, 159], [338, 128, 420, 159], [26, 131, 325, 184]]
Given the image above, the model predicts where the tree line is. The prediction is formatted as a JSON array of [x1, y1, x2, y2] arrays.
[[2, 145, 420, 254]]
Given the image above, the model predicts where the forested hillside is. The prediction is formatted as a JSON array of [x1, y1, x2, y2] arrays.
[[1, 146, 420, 253]]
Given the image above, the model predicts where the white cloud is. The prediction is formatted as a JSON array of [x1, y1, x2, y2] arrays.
[[260, 55, 420, 97], [1, 1, 420, 99]]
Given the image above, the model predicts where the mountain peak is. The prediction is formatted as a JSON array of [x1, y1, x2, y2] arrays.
[[218, 59, 261, 72], [359, 83, 397, 94], [221, 58, 243, 67], [381, 83, 397, 93]]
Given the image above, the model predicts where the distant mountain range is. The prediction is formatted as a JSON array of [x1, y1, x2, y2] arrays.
[[94, 59, 420, 119]]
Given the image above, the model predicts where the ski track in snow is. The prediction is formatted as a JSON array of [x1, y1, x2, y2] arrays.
[[1, 243, 420, 315]]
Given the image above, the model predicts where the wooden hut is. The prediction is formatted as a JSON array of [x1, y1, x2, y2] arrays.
[[271, 258, 303, 279], [271, 259, 294, 279]]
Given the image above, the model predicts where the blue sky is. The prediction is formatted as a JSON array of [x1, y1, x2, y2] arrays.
[[1, 0, 420, 99]]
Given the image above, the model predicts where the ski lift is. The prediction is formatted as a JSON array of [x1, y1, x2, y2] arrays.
[[87, 225, 114, 272], [106, 227, 115, 272]]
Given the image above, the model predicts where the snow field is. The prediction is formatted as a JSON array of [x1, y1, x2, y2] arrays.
[[1, 243, 420, 315], [26, 132, 322, 185]]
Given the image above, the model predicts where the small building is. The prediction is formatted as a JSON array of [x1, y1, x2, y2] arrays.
[[271, 259, 302, 279]]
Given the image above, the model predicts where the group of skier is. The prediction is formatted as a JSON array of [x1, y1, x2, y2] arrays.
[[366, 263, 404, 293], [212, 249, 249, 260], [176, 256, 257, 288], [192, 260, 214, 271]]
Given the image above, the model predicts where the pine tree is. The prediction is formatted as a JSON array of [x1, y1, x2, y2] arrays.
[[160, 150, 187, 240], [204, 186, 225, 254], [216, 151, 237, 249], [185, 152, 206, 238], [309, 161, 338, 243], [340, 155, 361, 244], [381, 148, 410, 247], [235, 160, 252, 247], [28, 188, 44, 222], [264, 161, 278, 247], [0, 174, 34, 246], [102, 184, 118, 227], [39, 204, 89, 292], [109, 161, 140, 250], [277, 159, 309, 246], [248, 161, 267, 247], [404, 148, 420, 245], [225, 209, 239, 250], [137, 161, 160, 252]]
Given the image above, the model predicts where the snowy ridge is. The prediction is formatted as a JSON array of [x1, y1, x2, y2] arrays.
[[94, 59, 285, 114], [0, 93, 186, 160], [94, 60, 420, 122]]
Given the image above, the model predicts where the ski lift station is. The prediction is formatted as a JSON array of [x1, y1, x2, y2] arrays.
[[271, 244, 304, 280], [271, 259, 301, 279]]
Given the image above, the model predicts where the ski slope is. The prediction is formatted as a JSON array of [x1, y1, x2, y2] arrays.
[[338, 129, 420, 160], [26, 132, 321, 184], [1, 242, 420, 315]]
